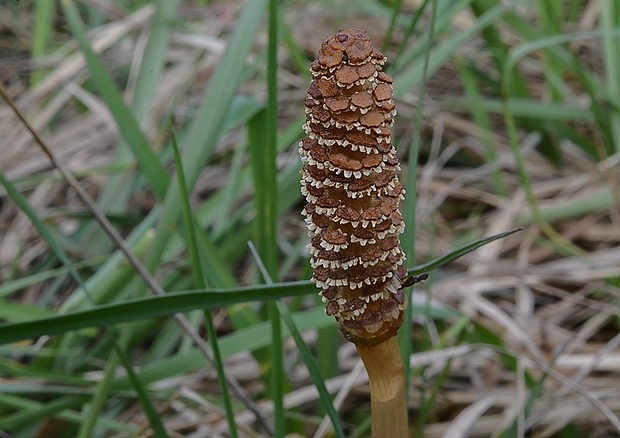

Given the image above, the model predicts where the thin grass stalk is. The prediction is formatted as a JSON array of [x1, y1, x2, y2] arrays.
[[281, 21, 312, 81], [0, 395, 91, 430], [500, 11, 619, 158], [471, 0, 563, 162], [248, 108, 285, 434], [0, 259, 104, 299], [249, 0, 285, 433], [264, 8, 286, 422], [76, 349, 120, 437], [536, 1, 566, 163], [383, 0, 404, 54], [399, 0, 436, 399], [416, 359, 451, 436], [268, 304, 284, 435], [31, 0, 55, 86], [394, 0, 504, 95], [171, 132, 238, 438], [112, 341, 170, 437], [455, 56, 507, 196], [500, 62, 588, 257], [316, 317, 340, 416], [408, 229, 521, 276], [261, 0, 280, 279], [501, 97, 570, 250], [537, 0, 563, 103], [392, 0, 432, 72], [601, 0, 620, 154], [277, 302, 345, 438]]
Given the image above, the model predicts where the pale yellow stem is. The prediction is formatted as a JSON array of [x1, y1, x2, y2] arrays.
[[356, 336, 408, 438]]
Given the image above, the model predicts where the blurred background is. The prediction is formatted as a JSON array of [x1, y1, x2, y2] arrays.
[[1, 0, 620, 437]]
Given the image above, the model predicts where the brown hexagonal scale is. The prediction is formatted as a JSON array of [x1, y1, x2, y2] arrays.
[[299, 28, 407, 346]]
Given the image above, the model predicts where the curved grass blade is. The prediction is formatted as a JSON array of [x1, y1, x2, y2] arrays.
[[408, 228, 523, 276]]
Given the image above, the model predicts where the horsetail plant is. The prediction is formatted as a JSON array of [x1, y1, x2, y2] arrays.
[[300, 28, 416, 437]]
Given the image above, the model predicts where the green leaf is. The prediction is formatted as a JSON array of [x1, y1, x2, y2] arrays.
[[409, 228, 523, 276], [0, 282, 315, 346]]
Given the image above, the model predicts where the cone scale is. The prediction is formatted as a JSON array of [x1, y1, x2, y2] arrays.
[[300, 28, 408, 347]]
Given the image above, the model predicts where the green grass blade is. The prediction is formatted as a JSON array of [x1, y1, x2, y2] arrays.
[[59, 0, 170, 199], [0, 394, 131, 433], [0, 394, 88, 430], [393, 1, 504, 96], [470, 0, 531, 98], [0, 302, 54, 321], [442, 96, 594, 121], [0, 168, 94, 304], [251, 1, 284, 432], [505, 30, 620, 82], [31, 0, 55, 86], [0, 258, 104, 300], [0, 282, 315, 346], [537, 0, 563, 102], [171, 129, 238, 438], [383, 0, 404, 53], [106, 307, 333, 390], [501, 12, 620, 157], [96, 0, 182, 219], [391, 0, 432, 69], [146, 0, 267, 278], [76, 348, 121, 438], [455, 56, 507, 196], [247, 111, 285, 409], [178, 0, 267, 189], [516, 189, 619, 225], [399, 0, 437, 396], [601, 0, 620, 154], [277, 302, 345, 438], [248, 108, 279, 279], [408, 228, 523, 276], [281, 20, 312, 81], [111, 341, 169, 438]]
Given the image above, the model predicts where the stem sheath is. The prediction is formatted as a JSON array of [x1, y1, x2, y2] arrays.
[[356, 336, 408, 438]]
